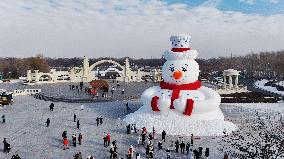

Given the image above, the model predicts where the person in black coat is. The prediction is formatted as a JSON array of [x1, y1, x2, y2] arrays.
[[3, 138, 11, 154], [72, 134, 77, 147], [126, 124, 130, 134], [161, 130, 166, 142], [205, 148, 209, 158], [49, 103, 54, 111], [186, 142, 190, 154], [73, 113, 76, 122], [180, 141, 185, 154], [46, 118, 50, 127], [2, 115, 5, 124], [99, 116, 103, 125], [158, 141, 162, 150], [96, 117, 99, 126], [175, 140, 179, 153], [77, 120, 80, 129], [62, 130, 67, 139]]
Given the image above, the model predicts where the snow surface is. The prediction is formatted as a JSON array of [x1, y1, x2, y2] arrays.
[[255, 79, 284, 95], [123, 105, 237, 136], [0, 95, 284, 159]]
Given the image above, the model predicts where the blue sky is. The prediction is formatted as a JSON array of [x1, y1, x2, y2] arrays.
[[164, 0, 284, 15], [0, 0, 283, 58]]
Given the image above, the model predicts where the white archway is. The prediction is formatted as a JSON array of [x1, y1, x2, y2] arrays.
[[89, 60, 124, 72]]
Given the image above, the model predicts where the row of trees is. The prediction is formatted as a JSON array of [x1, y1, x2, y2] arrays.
[[1, 50, 284, 79], [0, 54, 50, 79]]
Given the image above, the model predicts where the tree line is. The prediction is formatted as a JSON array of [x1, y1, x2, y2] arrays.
[[0, 50, 284, 79]]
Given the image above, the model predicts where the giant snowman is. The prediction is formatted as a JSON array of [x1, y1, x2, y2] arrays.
[[124, 34, 237, 136]]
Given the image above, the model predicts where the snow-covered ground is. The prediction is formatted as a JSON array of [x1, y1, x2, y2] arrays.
[[255, 79, 284, 95], [0, 95, 283, 159]]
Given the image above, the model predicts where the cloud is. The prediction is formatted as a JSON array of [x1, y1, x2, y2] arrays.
[[200, 0, 223, 7], [0, 0, 283, 59], [269, 0, 279, 4], [239, 0, 255, 5]]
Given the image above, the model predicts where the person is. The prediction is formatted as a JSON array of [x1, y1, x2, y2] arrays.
[[223, 153, 229, 159], [109, 145, 115, 158], [148, 133, 153, 142], [121, 88, 125, 94], [2, 115, 5, 124], [141, 127, 147, 145], [190, 134, 194, 146], [73, 152, 79, 159], [80, 104, 84, 111], [103, 134, 107, 147], [188, 149, 194, 159], [180, 141, 185, 154], [137, 136, 141, 147], [169, 140, 174, 152], [130, 124, 135, 134], [126, 103, 131, 111], [193, 150, 200, 159], [133, 124, 137, 133], [136, 152, 140, 159], [11, 153, 21, 159], [148, 143, 154, 158], [72, 134, 77, 147], [49, 103, 54, 111], [77, 120, 80, 129], [205, 148, 209, 159], [152, 127, 155, 139], [158, 141, 162, 150], [198, 147, 203, 157], [99, 116, 103, 125], [127, 145, 134, 159], [166, 148, 171, 159], [116, 81, 120, 87], [46, 118, 50, 127], [175, 140, 179, 153], [106, 133, 111, 146], [111, 87, 115, 94], [78, 152, 82, 159], [3, 138, 11, 154], [186, 142, 190, 154], [74, 113, 76, 122], [62, 130, 67, 139], [96, 92, 99, 99], [126, 124, 131, 134], [96, 117, 100, 126], [63, 138, 69, 150], [162, 130, 166, 142], [78, 133, 82, 145]]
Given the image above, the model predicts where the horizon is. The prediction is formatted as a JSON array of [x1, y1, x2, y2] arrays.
[[0, 0, 284, 58]]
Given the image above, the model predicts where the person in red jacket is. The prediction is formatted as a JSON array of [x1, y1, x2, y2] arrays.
[[106, 133, 111, 146], [63, 138, 69, 150]]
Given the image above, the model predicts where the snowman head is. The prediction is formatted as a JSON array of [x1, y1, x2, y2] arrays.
[[162, 59, 199, 84]]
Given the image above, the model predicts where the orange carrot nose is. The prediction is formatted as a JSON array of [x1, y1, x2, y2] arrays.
[[173, 71, 182, 79]]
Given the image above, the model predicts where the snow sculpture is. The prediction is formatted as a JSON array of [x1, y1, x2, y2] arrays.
[[124, 34, 237, 136]]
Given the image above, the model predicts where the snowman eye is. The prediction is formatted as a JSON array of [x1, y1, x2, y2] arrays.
[[182, 67, 187, 72], [169, 67, 174, 72]]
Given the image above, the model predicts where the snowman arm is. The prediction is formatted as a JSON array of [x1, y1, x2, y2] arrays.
[[183, 99, 194, 116], [141, 86, 160, 106], [151, 96, 160, 111]]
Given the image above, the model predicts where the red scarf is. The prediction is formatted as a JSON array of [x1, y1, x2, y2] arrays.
[[160, 80, 201, 109]]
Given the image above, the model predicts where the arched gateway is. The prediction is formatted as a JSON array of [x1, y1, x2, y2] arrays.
[[26, 56, 161, 84]]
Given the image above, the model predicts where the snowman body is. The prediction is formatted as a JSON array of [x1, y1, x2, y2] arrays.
[[141, 56, 222, 117], [124, 34, 236, 136]]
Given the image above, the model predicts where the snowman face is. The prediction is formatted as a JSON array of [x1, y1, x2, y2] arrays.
[[162, 59, 199, 84]]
